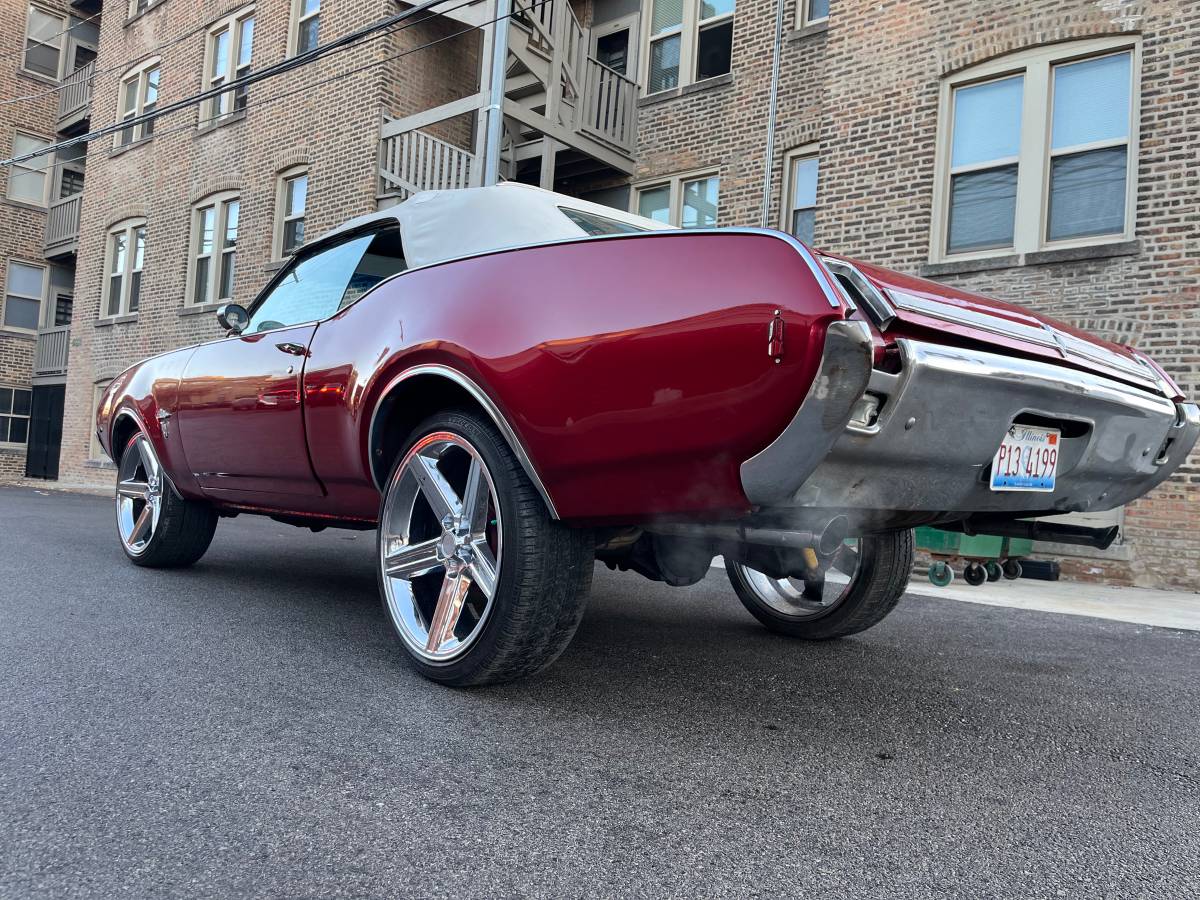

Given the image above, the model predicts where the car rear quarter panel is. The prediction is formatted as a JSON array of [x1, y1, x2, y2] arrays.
[[303, 231, 845, 523]]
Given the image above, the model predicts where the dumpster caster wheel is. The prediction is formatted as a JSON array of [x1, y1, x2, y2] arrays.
[[1002, 558, 1023, 581], [928, 561, 954, 587], [985, 561, 1002, 582], [963, 562, 987, 586]]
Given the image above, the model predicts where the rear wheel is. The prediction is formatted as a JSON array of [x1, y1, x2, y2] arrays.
[[726, 529, 914, 640], [377, 410, 593, 686], [115, 431, 218, 568]]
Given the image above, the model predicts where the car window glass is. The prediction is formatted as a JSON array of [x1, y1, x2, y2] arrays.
[[248, 233, 374, 332], [340, 226, 407, 308]]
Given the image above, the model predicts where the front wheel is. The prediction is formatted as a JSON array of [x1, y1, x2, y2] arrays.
[[115, 431, 218, 568], [726, 529, 914, 640], [377, 409, 593, 687]]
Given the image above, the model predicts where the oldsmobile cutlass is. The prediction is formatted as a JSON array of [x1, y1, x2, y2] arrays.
[[96, 184, 1200, 685]]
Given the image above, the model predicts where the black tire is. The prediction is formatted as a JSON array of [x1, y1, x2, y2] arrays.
[[1002, 558, 1023, 580], [726, 529, 914, 640], [377, 409, 594, 687], [963, 562, 987, 586], [985, 560, 1003, 582], [118, 432, 218, 569]]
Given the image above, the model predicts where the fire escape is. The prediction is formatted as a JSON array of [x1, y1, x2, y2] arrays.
[[377, 0, 637, 201]]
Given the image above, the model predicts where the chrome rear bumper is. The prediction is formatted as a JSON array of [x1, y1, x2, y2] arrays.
[[742, 323, 1200, 517]]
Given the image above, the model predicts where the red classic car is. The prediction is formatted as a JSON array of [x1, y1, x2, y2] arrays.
[[96, 184, 1199, 685]]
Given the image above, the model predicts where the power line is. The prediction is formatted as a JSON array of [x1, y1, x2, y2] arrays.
[[1, 0, 486, 165], [9, 0, 543, 180]]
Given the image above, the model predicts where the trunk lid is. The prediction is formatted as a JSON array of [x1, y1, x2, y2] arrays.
[[829, 256, 1165, 396]]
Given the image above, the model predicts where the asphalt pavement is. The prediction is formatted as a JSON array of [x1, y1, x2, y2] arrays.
[[1, 486, 1197, 899]]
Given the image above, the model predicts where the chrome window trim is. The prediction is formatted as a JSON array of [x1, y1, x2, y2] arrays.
[[368, 363, 560, 519]]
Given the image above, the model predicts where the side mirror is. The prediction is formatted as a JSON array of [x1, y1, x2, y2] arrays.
[[216, 303, 249, 335]]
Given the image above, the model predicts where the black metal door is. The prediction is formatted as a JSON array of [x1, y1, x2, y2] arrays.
[[24, 385, 65, 480]]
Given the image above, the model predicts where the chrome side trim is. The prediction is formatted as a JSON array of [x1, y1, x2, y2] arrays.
[[740, 320, 874, 506], [821, 257, 896, 329], [368, 363, 560, 519]]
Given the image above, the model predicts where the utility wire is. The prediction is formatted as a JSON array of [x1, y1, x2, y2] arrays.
[[6, 0, 544, 179], [1, 0, 488, 164]]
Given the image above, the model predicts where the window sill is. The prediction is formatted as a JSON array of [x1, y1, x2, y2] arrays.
[[95, 314, 138, 327], [920, 239, 1141, 277], [125, 2, 167, 28], [197, 109, 247, 136], [180, 302, 224, 317], [639, 73, 734, 108], [84, 458, 116, 469], [0, 442, 28, 453], [16, 69, 60, 87], [109, 138, 154, 159], [1, 197, 49, 213], [0, 328, 37, 340], [787, 20, 829, 42]]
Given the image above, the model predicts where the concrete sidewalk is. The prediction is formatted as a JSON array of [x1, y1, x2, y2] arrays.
[[909, 574, 1200, 631]]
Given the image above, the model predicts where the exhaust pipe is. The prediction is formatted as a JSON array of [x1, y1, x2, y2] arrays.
[[651, 515, 850, 556], [953, 517, 1119, 551]]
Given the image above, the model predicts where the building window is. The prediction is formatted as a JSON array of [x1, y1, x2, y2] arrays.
[[203, 9, 255, 126], [0, 387, 32, 446], [3, 261, 46, 331], [783, 148, 818, 243], [634, 172, 720, 227], [23, 6, 66, 79], [188, 193, 240, 306], [933, 37, 1138, 261], [7, 133, 52, 206], [799, 0, 829, 27], [117, 60, 161, 147], [290, 0, 320, 56], [103, 220, 147, 317], [275, 168, 308, 257], [130, 0, 165, 18], [645, 0, 733, 94]]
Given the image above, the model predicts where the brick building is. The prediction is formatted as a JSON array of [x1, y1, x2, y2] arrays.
[[3, 0, 1196, 588]]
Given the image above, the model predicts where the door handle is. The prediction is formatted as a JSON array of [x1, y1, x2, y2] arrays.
[[275, 342, 308, 356]]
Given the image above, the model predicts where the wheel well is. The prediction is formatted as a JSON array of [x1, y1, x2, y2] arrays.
[[369, 374, 491, 489], [111, 414, 139, 464]]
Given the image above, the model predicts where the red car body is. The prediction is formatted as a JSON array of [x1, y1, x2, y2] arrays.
[[96, 194, 1198, 539]]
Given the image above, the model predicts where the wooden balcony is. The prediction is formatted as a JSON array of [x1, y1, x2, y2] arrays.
[[57, 62, 94, 134], [44, 194, 82, 258], [34, 326, 70, 378]]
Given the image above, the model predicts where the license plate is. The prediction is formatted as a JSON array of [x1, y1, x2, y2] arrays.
[[990, 425, 1060, 492]]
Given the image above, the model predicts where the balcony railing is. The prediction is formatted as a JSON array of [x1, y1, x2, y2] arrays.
[[580, 58, 637, 152], [44, 193, 82, 256], [57, 61, 94, 130], [34, 326, 70, 378]]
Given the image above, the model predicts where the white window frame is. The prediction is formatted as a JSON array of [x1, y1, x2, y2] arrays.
[[22, 5, 67, 81], [6, 131, 53, 207], [115, 58, 161, 148], [781, 145, 819, 240], [641, 0, 734, 95], [101, 219, 147, 318], [201, 7, 255, 127], [3, 259, 48, 334], [930, 36, 1141, 264], [631, 170, 721, 227], [274, 166, 309, 258], [186, 192, 241, 307], [0, 385, 33, 449], [287, 0, 321, 58], [797, 0, 829, 28], [129, 0, 166, 18]]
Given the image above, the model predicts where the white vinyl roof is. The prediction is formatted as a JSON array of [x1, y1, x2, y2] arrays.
[[321, 183, 675, 270]]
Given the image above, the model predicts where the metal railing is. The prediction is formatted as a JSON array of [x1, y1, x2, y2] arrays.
[[44, 193, 82, 254], [34, 326, 70, 377], [57, 61, 94, 126]]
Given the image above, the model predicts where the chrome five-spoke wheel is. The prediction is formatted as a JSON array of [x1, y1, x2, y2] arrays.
[[116, 433, 165, 556], [379, 431, 502, 663]]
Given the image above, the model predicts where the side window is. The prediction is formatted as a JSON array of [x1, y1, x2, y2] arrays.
[[247, 227, 405, 333]]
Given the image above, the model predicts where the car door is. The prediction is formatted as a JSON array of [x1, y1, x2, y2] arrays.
[[176, 230, 381, 498]]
